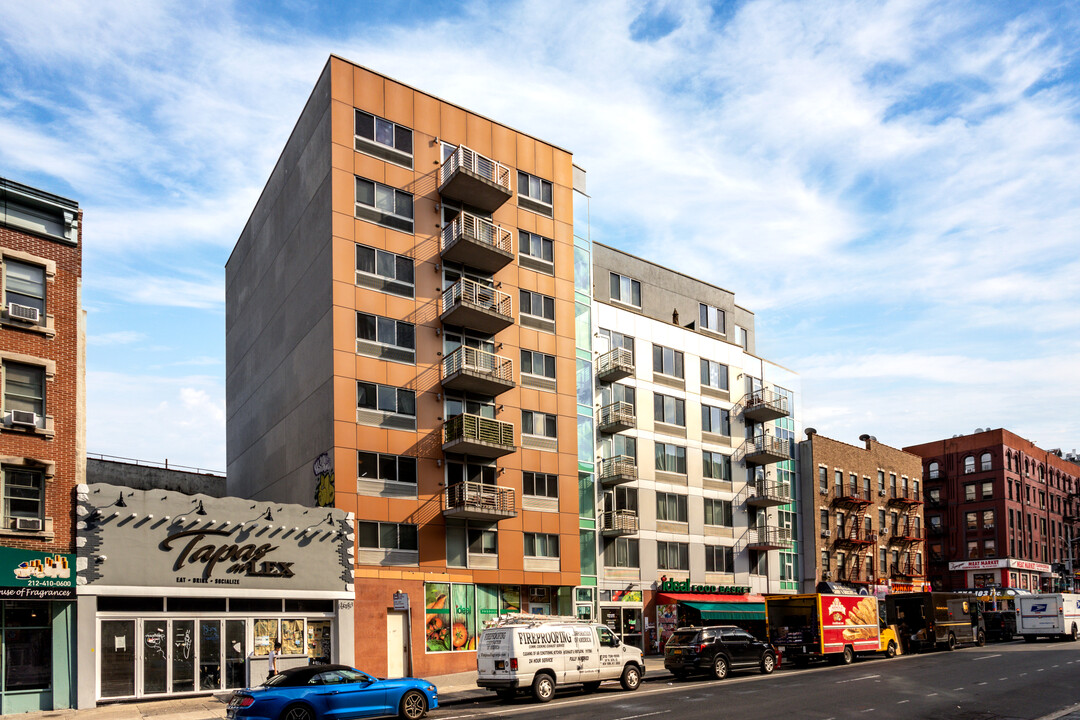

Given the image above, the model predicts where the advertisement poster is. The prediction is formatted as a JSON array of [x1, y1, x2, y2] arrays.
[[452, 583, 476, 651], [611, 589, 642, 603], [819, 595, 879, 652], [477, 585, 500, 627], [656, 604, 679, 651], [425, 582, 451, 651], [0, 547, 75, 598], [500, 586, 520, 614]]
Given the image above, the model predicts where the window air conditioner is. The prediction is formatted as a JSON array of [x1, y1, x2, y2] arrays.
[[819, 488, 829, 495], [9, 410, 38, 428], [14, 517, 42, 531], [878, 490, 886, 496], [7, 303, 40, 323], [821, 529, 831, 538]]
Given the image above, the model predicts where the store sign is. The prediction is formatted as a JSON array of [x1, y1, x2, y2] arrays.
[[0, 547, 76, 599], [658, 576, 750, 595], [949, 559, 1051, 573], [161, 529, 294, 580]]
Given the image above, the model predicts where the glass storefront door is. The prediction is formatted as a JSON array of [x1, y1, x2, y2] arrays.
[[172, 620, 195, 693], [199, 620, 222, 691], [100, 620, 136, 699], [224, 620, 246, 689], [142, 620, 168, 694], [600, 606, 643, 649]]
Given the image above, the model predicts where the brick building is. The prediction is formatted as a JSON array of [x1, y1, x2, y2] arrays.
[[905, 428, 1078, 592], [0, 177, 84, 712], [799, 431, 927, 593]]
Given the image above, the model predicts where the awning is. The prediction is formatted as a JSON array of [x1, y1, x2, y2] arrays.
[[682, 601, 766, 621]]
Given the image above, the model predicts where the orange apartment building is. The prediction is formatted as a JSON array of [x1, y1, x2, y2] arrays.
[[227, 56, 581, 676]]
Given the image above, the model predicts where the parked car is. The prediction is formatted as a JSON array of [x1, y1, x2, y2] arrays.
[[664, 626, 778, 680], [226, 664, 437, 720]]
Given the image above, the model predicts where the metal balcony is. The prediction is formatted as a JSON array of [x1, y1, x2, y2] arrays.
[[736, 389, 790, 423], [597, 401, 635, 434], [438, 145, 513, 212], [890, 526, 925, 544], [887, 490, 923, 507], [734, 435, 790, 465], [440, 212, 513, 273], [835, 527, 875, 548], [891, 561, 925, 578], [745, 480, 790, 508], [439, 278, 513, 335], [442, 413, 515, 458], [598, 455, 637, 487], [441, 346, 514, 396], [745, 526, 792, 551], [596, 347, 634, 383], [600, 510, 639, 536], [442, 481, 517, 521]]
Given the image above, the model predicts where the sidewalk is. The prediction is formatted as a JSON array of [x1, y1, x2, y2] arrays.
[[15, 657, 672, 720]]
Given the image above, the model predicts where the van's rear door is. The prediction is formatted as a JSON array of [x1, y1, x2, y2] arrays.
[[477, 628, 512, 679]]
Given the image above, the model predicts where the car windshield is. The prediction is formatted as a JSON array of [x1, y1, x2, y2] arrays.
[[668, 630, 700, 645]]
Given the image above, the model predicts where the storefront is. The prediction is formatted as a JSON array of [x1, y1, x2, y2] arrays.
[[0, 547, 76, 714], [652, 577, 765, 652], [75, 484, 355, 708], [599, 589, 644, 649], [949, 559, 1051, 592]]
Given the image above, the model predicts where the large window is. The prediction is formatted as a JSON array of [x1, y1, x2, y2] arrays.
[[928, 461, 940, 480], [519, 290, 555, 321], [656, 492, 688, 522], [609, 273, 641, 307], [3, 362, 44, 426], [655, 443, 687, 474], [446, 460, 496, 486], [705, 545, 734, 573], [524, 533, 559, 558], [521, 350, 556, 379], [355, 244, 414, 297], [980, 453, 992, 472], [700, 359, 728, 391], [522, 411, 557, 438], [357, 382, 415, 416], [355, 177, 413, 233], [701, 405, 730, 435], [652, 344, 684, 378], [964, 455, 975, 474], [2, 467, 44, 526], [354, 110, 413, 160], [357, 452, 417, 486], [704, 498, 733, 527], [657, 541, 689, 570], [4, 259, 46, 319], [703, 451, 731, 481], [523, 472, 558, 498], [357, 313, 414, 351], [517, 171, 553, 214], [357, 522, 418, 551], [604, 537, 639, 568], [699, 303, 725, 334], [519, 230, 553, 264], [653, 393, 685, 426]]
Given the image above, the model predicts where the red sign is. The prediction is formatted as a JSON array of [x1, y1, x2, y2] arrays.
[[819, 595, 879, 653]]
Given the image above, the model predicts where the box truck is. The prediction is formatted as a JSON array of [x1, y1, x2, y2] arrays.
[[1017, 593, 1080, 642], [765, 593, 898, 667]]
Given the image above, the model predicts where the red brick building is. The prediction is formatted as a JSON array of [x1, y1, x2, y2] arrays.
[[904, 429, 1077, 593], [0, 177, 83, 712]]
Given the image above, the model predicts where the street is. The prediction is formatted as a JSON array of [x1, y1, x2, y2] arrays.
[[440, 641, 1080, 720]]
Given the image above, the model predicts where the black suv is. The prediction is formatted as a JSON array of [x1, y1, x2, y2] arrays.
[[664, 626, 777, 680]]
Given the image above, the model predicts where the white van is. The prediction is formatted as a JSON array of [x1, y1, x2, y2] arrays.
[[476, 615, 645, 703], [1017, 593, 1080, 641]]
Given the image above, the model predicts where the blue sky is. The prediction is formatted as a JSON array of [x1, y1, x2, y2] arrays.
[[1, 0, 1078, 471]]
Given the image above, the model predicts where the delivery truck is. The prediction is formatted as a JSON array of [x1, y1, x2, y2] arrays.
[[765, 593, 898, 667], [885, 592, 985, 651], [1016, 593, 1080, 642]]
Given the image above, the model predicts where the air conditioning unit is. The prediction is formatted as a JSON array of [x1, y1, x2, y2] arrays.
[[14, 517, 42, 531], [819, 489, 829, 496], [878, 489, 886, 496], [821, 529, 831, 538], [9, 410, 38, 428], [879, 529, 888, 536], [6, 303, 40, 323]]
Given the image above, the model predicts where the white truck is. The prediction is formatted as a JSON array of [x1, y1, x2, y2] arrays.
[[476, 615, 645, 703], [1017, 593, 1080, 642]]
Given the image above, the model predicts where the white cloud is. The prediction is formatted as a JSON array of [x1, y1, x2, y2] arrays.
[[89, 330, 145, 346]]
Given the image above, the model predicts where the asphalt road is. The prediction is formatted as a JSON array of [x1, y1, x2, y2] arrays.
[[439, 640, 1080, 720]]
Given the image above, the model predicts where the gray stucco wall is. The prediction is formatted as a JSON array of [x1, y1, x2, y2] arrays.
[[225, 61, 335, 502], [87, 458, 226, 497]]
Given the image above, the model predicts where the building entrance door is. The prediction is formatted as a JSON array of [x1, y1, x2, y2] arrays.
[[386, 611, 408, 678]]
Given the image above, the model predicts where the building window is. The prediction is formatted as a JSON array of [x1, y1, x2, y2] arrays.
[[735, 325, 747, 349], [928, 461, 940, 480], [357, 521, 418, 551], [700, 359, 728, 391], [981, 481, 993, 499], [701, 405, 730, 435], [877, 470, 885, 495], [519, 229, 554, 264], [657, 541, 689, 571], [468, 528, 498, 556], [652, 344, 684, 378], [524, 533, 559, 558], [600, 382, 635, 409], [354, 110, 412, 156], [517, 171, 553, 214], [357, 382, 415, 416], [357, 452, 416, 485], [519, 290, 555, 321], [357, 313, 414, 352], [705, 498, 733, 527], [655, 443, 687, 474], [820, 509, 830, 531], [521, 349, 556, 379], [354, 177, 414, 233], [964, 484, 976, 502], [964, 455, 975, 474], [656, 492, 688, 523], [928, 487, 941, 504], [890, 473, 897, 495], [966, 512, 978, 531], [699, 304, 725, 334], [3, 362, 45, 427], [822, 550, 831, 572], [983, 539, 996, 557], [521, 411, 557, 438], [967, 540, 979, 559], [607, 272, 642, 307], [703, 451, 731, 481], [705, 545, 734, 573], [3, 259, 46, 319], [819, 467, 828, 493], [983, 509, 995, 530], [2, 467, 44, 527], [446, 460, 496, 486], [980, 453, 992, 471], [355, 244, 414, 297], [604, 537, 639, 568], [523, 471, 558, 498], [654, 393, 686, 426]]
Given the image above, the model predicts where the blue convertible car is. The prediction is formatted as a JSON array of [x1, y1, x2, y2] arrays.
[[226, 665, 438, 720]]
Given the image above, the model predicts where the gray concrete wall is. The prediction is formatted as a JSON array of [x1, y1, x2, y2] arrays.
[[225, 61, 335, 502], [592, 242, 756, 355], [87, 458, 226, 497]]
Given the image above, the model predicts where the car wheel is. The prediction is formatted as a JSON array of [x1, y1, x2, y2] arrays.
[[760, 652, 776, 675], [532, 673, 555, 703], [946, 634, 957, 651], [620, 664, 641, 691], [976, 631, 986, 647], [712, 655, 729, 680], [582, 681, 602, 693], [399, 690, 427, 720], [841, 645, 855, 665], [885, 640, 897, 658], [282, 705, 314, 720], [495, 688, 516, 701]]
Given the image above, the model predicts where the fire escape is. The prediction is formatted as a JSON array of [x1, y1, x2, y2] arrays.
[[889, 487, 925, 578], [832, 483, 873, 585]]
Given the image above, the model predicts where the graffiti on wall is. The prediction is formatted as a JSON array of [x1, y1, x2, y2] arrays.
[[313, 452, 334, 507]]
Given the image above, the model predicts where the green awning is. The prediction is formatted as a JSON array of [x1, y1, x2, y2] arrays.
[[682, 601, 766, 621]]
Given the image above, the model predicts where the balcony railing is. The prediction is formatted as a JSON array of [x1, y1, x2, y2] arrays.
[[734, 435, 790, 465], [745, 526, 792, 550], [735, 389, 790, 423], [745, 480, 790, 508], [598, 455, 637, 486], [441, 346, 514, 395], [891, 561, 925, 577], [438, 145, 513, 212], [439, 212, 514, 272], [891, 526, 925, 543], [443, 481, 517, 521], [596, 347, 634, 383], [600, 510, 639, 536], [597, 401, 635, 434], [835, 527, 876, 546], [888, 489, 923, 506], [442, 413, 515, 458], [439, 278, 514, 334]]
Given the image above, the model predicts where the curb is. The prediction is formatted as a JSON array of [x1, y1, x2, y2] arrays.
[[436, 669, 676, 707]]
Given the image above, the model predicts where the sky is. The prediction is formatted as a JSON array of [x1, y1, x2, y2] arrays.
[[1, 0, 1078, 472]]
